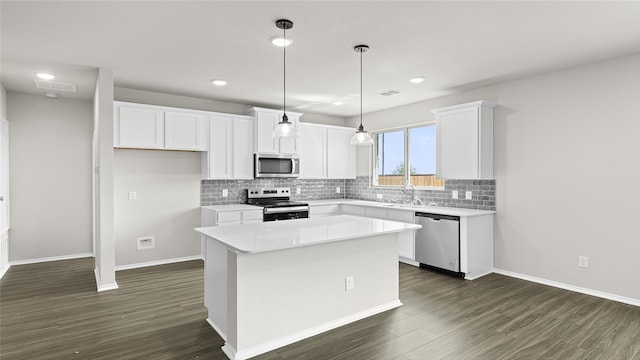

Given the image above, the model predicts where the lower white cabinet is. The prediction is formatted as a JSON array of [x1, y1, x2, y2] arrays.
[[386, 209, 416, 261], [340, 204, 366, 217], [203, 115, 254, 179]]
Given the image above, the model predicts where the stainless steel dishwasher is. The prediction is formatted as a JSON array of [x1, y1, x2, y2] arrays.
[[414, 213, 463, 278]]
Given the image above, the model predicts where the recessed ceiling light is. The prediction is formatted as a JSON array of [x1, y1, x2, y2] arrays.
[[36, 72, 55, 80], [211, 79, 227, 86], [44, 92, 59, 99], [409, 77, 425, 84], [270, 36, 293, 47], [332, 101, 344, 106]]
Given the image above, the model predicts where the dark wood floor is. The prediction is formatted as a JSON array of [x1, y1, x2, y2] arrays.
[[1, 259, 639, 360]]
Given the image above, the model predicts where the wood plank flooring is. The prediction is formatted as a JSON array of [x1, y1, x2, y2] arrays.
[[1, 258, 639, 360]]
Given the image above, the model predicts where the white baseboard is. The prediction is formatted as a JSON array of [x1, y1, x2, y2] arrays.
[[9, 252, 94, 266], [0, 263, 9, 279], [94, 267, 119, 292], [494, 268, 640, 307], [399, 257, 419, 267], [221, 300, 403, 360], [206, 318, 227, 341], [114, 255, 203, 271]]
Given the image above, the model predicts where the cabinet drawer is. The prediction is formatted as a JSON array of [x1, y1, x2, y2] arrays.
[[243, 210, 264, 221], [217, 211, 242, 223], [311, 204, 340, 217], [340, 204, 365, 217], [387, 209, 415, 223], [365, 207, 387, 219]]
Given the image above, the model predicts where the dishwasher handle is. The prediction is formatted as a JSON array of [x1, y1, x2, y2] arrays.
[[415, 212, 460, 222]]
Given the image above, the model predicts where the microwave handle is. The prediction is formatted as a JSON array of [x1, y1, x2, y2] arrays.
[[291, 158, 296, 174]]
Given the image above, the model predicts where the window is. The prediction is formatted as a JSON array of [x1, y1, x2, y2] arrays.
[[373, 123, 444, 188]]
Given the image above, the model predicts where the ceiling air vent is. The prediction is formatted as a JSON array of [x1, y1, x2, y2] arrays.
[[33, 79, 77, 93], [379, 90, 401, 96]]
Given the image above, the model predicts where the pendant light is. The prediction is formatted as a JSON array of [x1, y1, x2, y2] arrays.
[[273, 19, 297, 138], [351, 45, 374, 146]]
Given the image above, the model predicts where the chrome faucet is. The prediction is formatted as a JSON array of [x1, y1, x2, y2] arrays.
[[402, 182, 425, 205]]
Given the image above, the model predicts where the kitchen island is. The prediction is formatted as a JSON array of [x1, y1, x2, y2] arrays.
[[195, 215, 420, 360]]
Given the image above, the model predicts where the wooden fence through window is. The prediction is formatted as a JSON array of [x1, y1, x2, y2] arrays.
[[377, 175, 445, 187]]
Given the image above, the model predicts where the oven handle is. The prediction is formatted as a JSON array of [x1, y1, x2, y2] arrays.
[[263, 206, 309, 214]]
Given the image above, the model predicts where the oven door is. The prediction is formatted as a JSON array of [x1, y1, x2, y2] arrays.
[[263, 206, 309, 221], [254, 153, 299, 178]]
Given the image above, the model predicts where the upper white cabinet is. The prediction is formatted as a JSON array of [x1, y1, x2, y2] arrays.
[[249, 107, 301, 154], [298, 123, 326, 178], [164, 111, 207, 150], [114, 102, 206, 151], [326, 127, 356, 179], [298, 123, 356, 179], [203, 114, 254, 180], [432, 100, 495, 179], [115, 105, 164, 149]]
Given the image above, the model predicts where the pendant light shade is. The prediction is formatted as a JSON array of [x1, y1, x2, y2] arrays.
[[273, 19, 297, 139], [351, 45, 373, 146]]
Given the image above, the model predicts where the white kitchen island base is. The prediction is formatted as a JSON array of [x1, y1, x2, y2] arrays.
[[196, 215, 419, 360]]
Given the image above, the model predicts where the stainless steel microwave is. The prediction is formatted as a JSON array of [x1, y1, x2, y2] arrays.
[[254, 153, 300, 178]]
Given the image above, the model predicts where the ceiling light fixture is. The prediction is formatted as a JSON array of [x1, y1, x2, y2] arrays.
[[351, 45, 373, 146], [410, 77, 425, 84], [273, 19, 297, 139], [44, 92, 59, 99], [332, 101, 344, 106], [211, 79, 227, 86], [36, 72, 55, 80], [270, 35, 292, 47]]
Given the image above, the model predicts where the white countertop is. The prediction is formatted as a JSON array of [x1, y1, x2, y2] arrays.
[[202, 204, 263, 212], [195, 214, 420, 254], [305, 199, 495, 217]]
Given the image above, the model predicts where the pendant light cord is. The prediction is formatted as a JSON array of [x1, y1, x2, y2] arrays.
[[360, 47, 363, 128], [283, 25, 287, 117]]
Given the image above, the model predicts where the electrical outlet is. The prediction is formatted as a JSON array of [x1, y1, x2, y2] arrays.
[[466, 191, 473, 200], [376, 194, 383, 199], [345, 276, 354, 291], [137, 236, 155, 250], [128, 191, 137, 200], [222, 189, 228, 197], [578, 256, 589, 268], [452, 191, 458, 199], [296, 187, 301, 195], [336, 186, 341, 193]]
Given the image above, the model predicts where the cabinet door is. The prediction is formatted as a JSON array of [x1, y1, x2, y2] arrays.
[[387, 209, 415, 260], [436, 106, 479, 179], [327, 127, 356, 179], [117, 106, 164, 148], [298, 123, 326, 179], [165, 111, 205, 150], [255, 111, 279, 154], [233, 118, 254, 179], [207, 116, 232, 179]]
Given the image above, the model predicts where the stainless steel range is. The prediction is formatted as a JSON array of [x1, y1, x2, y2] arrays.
[[247, 188, 309, 221]]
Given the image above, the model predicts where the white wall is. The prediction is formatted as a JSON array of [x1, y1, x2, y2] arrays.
[[0, 83, 9, 277], [114, 149, 202, 267], [349, 54, 640, 301], [7, 92, 93, 262]]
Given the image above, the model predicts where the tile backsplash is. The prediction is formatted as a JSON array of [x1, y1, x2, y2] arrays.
[[201, 177, 495, 211]]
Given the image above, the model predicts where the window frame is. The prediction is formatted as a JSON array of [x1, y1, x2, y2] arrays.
[[371, 122, 444, 190]]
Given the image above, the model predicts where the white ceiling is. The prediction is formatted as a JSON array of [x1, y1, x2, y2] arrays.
[[1, 1, 639, 118]]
